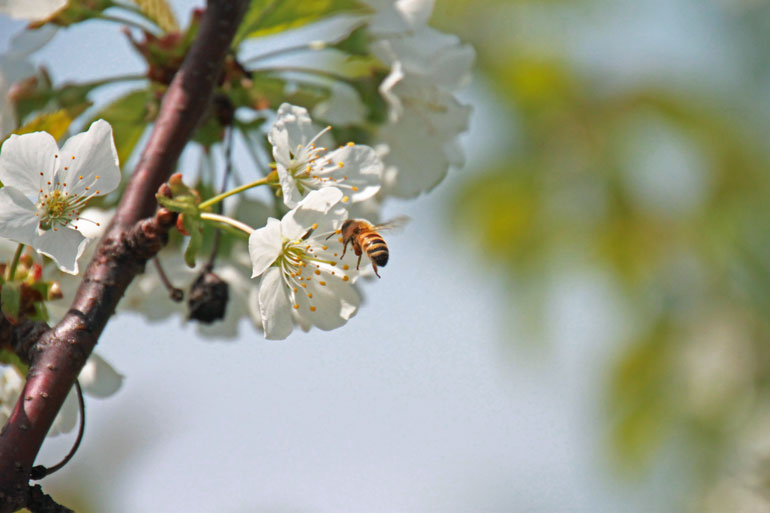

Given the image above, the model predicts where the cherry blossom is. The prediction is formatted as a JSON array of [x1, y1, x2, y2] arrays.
[[268, 103, 383, 208], [0, 119, 120, 274], [248, 187, 361, 340]]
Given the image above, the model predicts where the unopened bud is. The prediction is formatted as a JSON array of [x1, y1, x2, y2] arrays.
[[48, 281, 63, 301]]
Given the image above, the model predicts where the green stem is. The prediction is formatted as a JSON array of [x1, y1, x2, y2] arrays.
[[98, 13, 161, 34], [198, 176, 273, 210], [252, 65, 352, 84], [243, 41, 327, 65], [200, 213, 255, 236], [6, 244, 24, 282], [76, 73, 148, 90]]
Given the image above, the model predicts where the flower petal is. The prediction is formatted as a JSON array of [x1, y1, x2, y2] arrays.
[[59, 119, 120, 197], [282, 188, 343, 240], [35, 226, 87, 274], [249, 217, 283, 278], [298, 273, 360, 331], [258, 266, 294, 340], [0, 131, 58, 196], [269, 103, 317, 151], [326, 145, 383, 203], [0, 0, 66, 21], [78, 352, 123, 398], [0, 186, 40, 246], [48, 388, 79, 436]]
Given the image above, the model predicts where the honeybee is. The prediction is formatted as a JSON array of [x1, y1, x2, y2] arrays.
[[331, 216, 409, 278]]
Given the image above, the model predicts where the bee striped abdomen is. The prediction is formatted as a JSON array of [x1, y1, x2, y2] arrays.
[[362, 232, 389, 266]]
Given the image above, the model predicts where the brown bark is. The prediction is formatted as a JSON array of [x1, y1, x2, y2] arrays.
[[0, 1, 249, 510]]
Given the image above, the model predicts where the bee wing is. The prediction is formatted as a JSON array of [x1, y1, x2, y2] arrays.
[[373, 215, 411, 234]]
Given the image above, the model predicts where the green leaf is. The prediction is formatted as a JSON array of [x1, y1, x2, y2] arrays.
[[13, 110, 75, 140], [133, 0, 179, 33], [230, 74, 331, 112], [1, 282, 21, 324], [234, 0, 369, 45], [183, 219, 203, 268], [0, 348, 28, 373], [90, 90, 152, 167]]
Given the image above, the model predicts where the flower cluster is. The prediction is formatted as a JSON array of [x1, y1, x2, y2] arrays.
[[366, 0, 474, 198]]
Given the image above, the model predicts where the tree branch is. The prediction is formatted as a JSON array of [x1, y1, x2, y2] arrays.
[[0, 1, 250, 511]]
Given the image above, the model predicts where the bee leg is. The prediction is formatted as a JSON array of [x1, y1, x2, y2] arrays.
[[372, 263, 381, 279], [340, 241, 348, 259], [356, 254, 362, 270]]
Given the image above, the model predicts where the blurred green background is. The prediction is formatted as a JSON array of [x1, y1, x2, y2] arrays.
[[439, 0, 770, 509]]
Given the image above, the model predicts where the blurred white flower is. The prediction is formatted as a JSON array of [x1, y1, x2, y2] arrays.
[[0, 351, 122, 437], [0, 26, 55, 136], [364, 0, 434, 35], [269, 103, 383, 208], [0, 119, 120, 274], [366, 2, 474, 198], [249, 187, 361, 340], [0, 0, 66, 21]]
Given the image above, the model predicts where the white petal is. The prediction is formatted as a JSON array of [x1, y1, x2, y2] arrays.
[[0, 186, 40, 246], [7, 25, 57, 56], [35, 226, 87, 274], [326, 145, 383, 203], [366, 0, 434, 34], [276, 165, 303, 208], [48, 388, 79, 436], [78, 352, 123, 398], [258, 266, 294, 340], [269, 103, 317, 150], [59, 119, 121, 197], [248, 217, 283, 278], [0, 131, 58, 196], [282, 188, 343, 240], [298, 273, 360, 330], [0, 0, 66, 21]]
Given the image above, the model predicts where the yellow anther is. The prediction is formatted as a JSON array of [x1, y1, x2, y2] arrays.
[[343, 275, 349, 282], [338, 162, 344, 168], [352, 186, 359, 191], [310, 306, 316, 312], [319, 281, 326, 286], [293, 304, 299, 309], [314, 270, 321, 275], [343, 265, 349, 270]]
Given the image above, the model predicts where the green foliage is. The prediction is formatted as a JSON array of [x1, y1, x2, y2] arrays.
[[12, 110, 75, 141], [134, 0, 179, 33], [445, 0, 770, 497], [156, 175, 204, 268], [0, 348, 27, 373], [234, 0, 369, 45], [89, 90, 153, 167], [0, 282, 21, 324]]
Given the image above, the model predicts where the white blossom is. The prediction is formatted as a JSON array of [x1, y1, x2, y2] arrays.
[[0, 351, 122, 437], [367, 2, 474, 198], [249, 187, 361, 340], [0, 26, 56, 136], [268, 103, 383, 208], [0, 119, 120, 274]]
